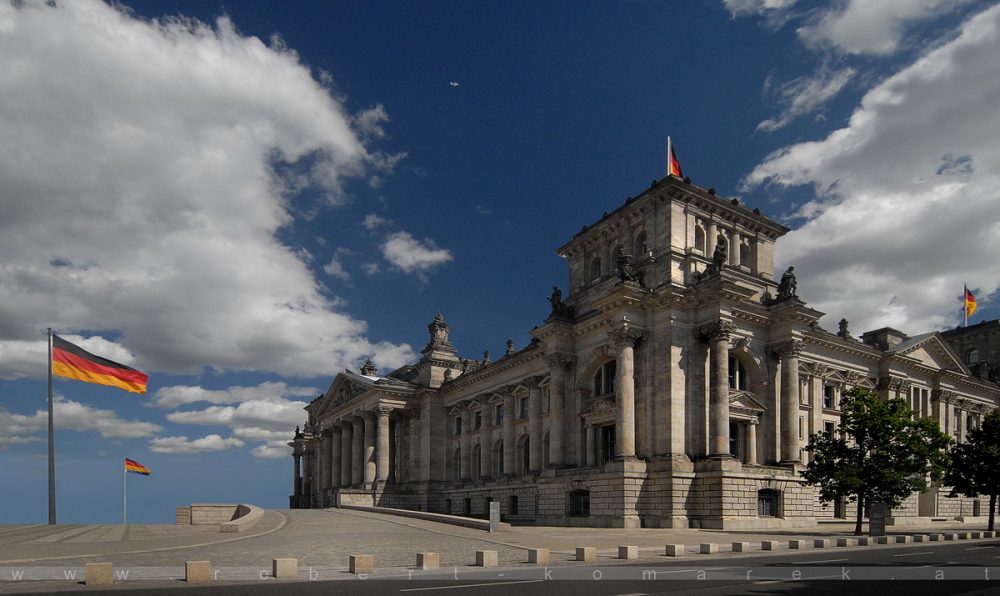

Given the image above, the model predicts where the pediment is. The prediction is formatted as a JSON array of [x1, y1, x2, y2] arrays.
[[315, 373, 374, 417], [728, 390, 766, 413], [894, 334, 967, 373]]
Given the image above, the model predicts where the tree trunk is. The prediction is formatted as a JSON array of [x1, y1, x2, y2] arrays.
[[854, 493, 864, 536], [990, 494, 996, 533]]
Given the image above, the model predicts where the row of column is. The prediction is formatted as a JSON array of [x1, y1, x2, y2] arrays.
[[308, 407, 393, 491]]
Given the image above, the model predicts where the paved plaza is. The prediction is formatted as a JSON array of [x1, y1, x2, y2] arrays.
[[0, 508, 997, 592]]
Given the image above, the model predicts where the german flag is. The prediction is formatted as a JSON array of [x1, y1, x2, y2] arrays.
[[124, 458, 150, 476], [667, 136, 683, 178], [965, 288, 977, 318], [52, 335, 148, 394]]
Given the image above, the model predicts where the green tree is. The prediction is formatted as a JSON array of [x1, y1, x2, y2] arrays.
[[944, 409, 1000, 531], [802, 388, 951, 535]]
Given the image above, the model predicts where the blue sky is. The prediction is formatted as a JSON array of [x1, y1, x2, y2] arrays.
[[2, 0, 999, 524]]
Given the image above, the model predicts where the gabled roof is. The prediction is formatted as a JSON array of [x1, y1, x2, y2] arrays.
[[889, 332, 968, 374]]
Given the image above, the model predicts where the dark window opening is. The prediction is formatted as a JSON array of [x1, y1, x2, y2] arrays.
[[593, 361, 617, 396], [601, 425, 616, 462], [757, 489, 781, 518], [569, 489, 590, 516], [509, 495, 519, 516]]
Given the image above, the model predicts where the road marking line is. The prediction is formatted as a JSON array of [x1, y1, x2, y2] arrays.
[[967, 546, 993, 550], [791, 558, 848, 564], [400, 580, 545, 592], [892, 551, 936, 557]]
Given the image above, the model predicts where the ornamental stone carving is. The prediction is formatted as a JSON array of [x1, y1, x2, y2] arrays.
[[698, 320, 736, 344], [609, 315, 644, 346], [772, 339, 803, 359], [544, 353, 575, 368]]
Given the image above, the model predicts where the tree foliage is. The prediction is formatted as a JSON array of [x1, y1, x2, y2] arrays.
[[802, 388, 952, 535], [944, 409, 1000, 531]]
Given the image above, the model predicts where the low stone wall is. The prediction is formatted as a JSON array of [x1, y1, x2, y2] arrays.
[[175, 506, 192, 525], [176, 503, 262, 532], [340, 504, 511, 532]]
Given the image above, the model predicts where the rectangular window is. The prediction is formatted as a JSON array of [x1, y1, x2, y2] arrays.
[[520, 397, 529, 419], [474, 411, 482, 430], [824, 421, 835, 436], [495, 404, 504, 425], [454, 416, 462, 435], [601, 425, 616, 462], [798, 416, 804, 439], [823, 385, 835, 409]]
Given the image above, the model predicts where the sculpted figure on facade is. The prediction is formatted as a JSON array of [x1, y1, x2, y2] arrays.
[[776, 266, 798, 301]]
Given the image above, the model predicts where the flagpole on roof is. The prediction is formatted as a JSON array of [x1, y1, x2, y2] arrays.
[[965, 284, 969, 328], [667, 136, 672, 175], [47, 328, 56, 525]]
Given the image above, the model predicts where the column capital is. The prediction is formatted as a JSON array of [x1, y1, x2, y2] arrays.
[[698, 320, 736, 344], [375, 405, 393, 418], [772, 338, 804, 359], [609, 315, 644, 347]]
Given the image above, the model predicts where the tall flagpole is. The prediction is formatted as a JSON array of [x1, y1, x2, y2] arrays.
[[667, 136, 672, 175], [47, 328, 56, 525], [123, 457, 127, 525]]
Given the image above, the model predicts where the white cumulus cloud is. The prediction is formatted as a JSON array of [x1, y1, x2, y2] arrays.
[[757, 67, 856, 132], [0, 0, 414, 379], [382, 231, 453, 276], [149, 434, 245, 454], [0, 396, 163, 448], [744, 4, 1000, 334]]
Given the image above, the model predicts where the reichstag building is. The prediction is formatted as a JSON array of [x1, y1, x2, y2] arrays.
[[289, 173, 999, 528]]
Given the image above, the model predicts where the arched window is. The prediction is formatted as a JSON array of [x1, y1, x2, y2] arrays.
[[757, 489, 781, 517], [589, 257, 602, 283], [694, 224, 706, 253], [451, 447, 461, 482], [471, 444, 481, 479], [739, 238, 751, 266], [542, 430, 550, 468], [634, 231, 648, 258], [728, 355, 747, 391], [593, 360, 617, 396], [967, 348, 980, 365], [492, 440, 504, 477], [517, 434, 530, 477]]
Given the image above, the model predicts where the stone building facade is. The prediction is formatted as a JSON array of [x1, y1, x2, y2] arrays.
[[289, 173, 1000, 528]]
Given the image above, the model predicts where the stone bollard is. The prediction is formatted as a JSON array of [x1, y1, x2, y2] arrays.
[[85, 563, 113, 587], [700, 543, 718, 554], [971, 532, 982, 539], [929, 534, 944, 542], [732, 542, 750, 552], [788, 540, 804, 549], [836, 538, 855, 547], [476, 550, 498, 567], [618, 546, 638, 560], [895, 536, 912, 544], [576, 547, 596, 563], [528, 548, 550, 565], [665, 544, 685, 557], [761, 540, 779, 551], [813, 539, 829, 548], [349, 555, 373, 574], [417, 553, 439, 571], [273, 558, 297, 578], [913, 535, 928, 543], [876, 536, 890, 544], [958, 532, 970, 540], [857, 537, 871, 546], [985, 531, 996, 539], [944, 533, 958, 541], [185, 561, 211, 583]]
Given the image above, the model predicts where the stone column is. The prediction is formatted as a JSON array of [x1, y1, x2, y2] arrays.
[[419, 397, 432, 483], [351, 417, 364, 486], [610, 318, 643, 459], [545, 355, 569, 467], [340, 421, 352, 487], [460, 407, 472, 481], [319, 433, 331, 491], [503, 392, 515, 477], [746, 418, 758, 465], [585, 424, 596, 466], [409, 410, 420, 480], [376, 406, 391, 484], [701, 321, 734, 458], [777, 340, 803, 464], [957, 405, 965, 443], [707, 221, 718, 258], [330, 427, 342, 488], [394, 413, 406, 483], [364, 412, 376, 487], [729, 230, 739, 266], [528, 382, 543, 473], [301, 448, 312, 502], [293, 451, 302, 500], [479, 404, 492, 480]]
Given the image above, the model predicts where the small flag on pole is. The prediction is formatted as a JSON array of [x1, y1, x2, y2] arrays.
[[51, 335, 148, 394], [667, 136, 683, 178], [124, 458, 150, 476], [965, 286, 977, 319]]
